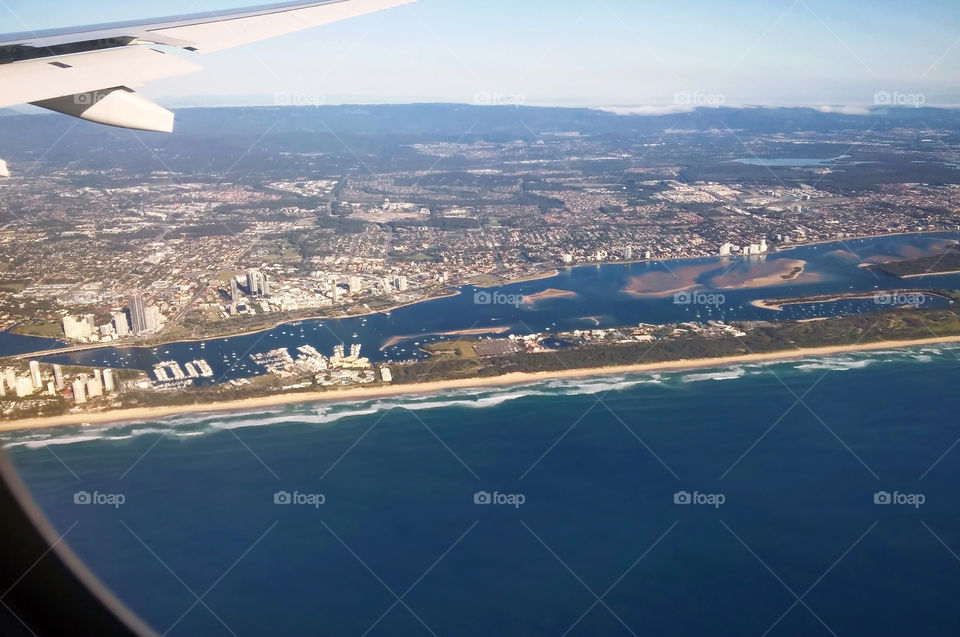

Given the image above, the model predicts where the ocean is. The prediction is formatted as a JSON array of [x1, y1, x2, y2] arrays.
[[5, 344, 960, 636]]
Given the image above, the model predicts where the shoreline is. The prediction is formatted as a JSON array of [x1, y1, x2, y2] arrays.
[[4, 334, 960, 434], [5, 289, 465, 360], [899, 269, 960, 279], [8, 231, 958, 360], [523, 288, 578, 304], [751, 289, 955, 311], [379, 326, 512, 350], [497, 268, 561, 285], [773, 229, 958, 252]]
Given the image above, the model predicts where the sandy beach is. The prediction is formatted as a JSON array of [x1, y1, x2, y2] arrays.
[[502, 269, 561, 284], [772, 230, 956, 253], [750, 299, 784, 310], [750, 293, 877, 311], [712, 259, 812, 289], [4, 335, 960, 434], [900, 269, 960, 279], [379, 326, 512, 350], [523, 288, 578, 303]]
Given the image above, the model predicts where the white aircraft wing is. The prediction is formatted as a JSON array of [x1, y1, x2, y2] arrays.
[[0, 0, 414, 134]]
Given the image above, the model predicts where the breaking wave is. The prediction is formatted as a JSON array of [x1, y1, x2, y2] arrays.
[[682, 368, 746, 382], [3, 343, 957, 449]]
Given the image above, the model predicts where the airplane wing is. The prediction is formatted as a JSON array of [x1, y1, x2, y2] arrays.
[[0, 0, 414, 134]]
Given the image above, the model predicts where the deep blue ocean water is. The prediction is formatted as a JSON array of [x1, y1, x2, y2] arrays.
[[5, 344, 960, 636]]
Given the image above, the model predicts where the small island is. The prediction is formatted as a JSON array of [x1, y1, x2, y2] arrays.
[[523, 289, 578, 304], [710, 259, 811, 289]]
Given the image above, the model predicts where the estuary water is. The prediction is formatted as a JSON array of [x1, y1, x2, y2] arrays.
[[3, 232, 957, 384]]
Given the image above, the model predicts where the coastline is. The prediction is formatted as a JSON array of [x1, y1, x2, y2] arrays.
[[10, 230, 957, 361], [498, 268, 561, 285], [772, 229, 958, 253], [750, 289, 955, 311], [750, 299, 783, 310], [379, 326, 512, 350], [4, 334, 960, 434], [5, 289, 465, 361], [899, 269, 960, 279]]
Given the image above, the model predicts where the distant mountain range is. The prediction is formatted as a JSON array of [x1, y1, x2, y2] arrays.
[[1, 104, 958, 177], [3, 102, 960, 133]]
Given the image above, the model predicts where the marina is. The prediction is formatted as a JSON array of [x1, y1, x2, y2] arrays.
[[2, 233, 957, 386]]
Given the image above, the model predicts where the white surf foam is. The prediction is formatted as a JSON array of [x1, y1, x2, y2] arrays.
[[794, 358, 873, 372], [5, 343, 955, 449], [4, 434, 105, 449], [682, 368, 746, 382]]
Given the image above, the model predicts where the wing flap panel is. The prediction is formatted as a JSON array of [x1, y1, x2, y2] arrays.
[[32, 88, 175, 132], [0, 47, 200, 108]]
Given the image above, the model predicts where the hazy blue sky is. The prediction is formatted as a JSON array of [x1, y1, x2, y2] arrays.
[[2, 0, 958, 108]]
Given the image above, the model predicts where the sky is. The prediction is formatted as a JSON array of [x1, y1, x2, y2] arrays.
[[1, 0, 959, 109]]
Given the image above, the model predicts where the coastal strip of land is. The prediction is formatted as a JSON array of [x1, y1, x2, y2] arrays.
[[899, 269, 960, 279], [750, 289, 958, 311], [379, 326, 512, 350], [5, 335, 959, 434], [711, 259, 812, 289]]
